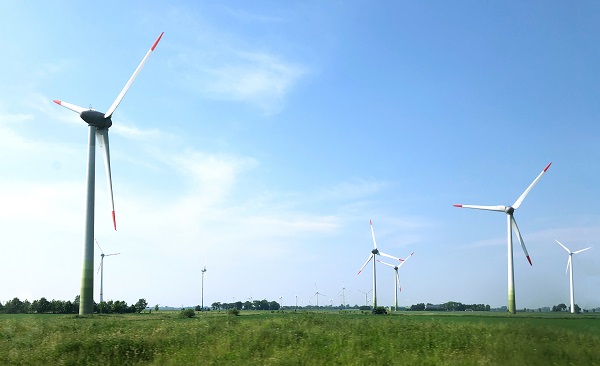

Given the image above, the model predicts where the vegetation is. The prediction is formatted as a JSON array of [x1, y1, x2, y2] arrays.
[[1, 311, 600, 365], [0, 296, 148, 315]]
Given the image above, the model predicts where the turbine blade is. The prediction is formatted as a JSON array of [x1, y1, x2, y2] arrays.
[[370, 219, 378, 249], [104, 32, 164, 118], [565, 256, 571, 274], [511, 216, 531, 266], [358, 254, 373, 275], [53, 100, 86, 114], [378, 251, 401, 261], [453, 204, 506, 212], [512, 162, 552, 209], [573, 247, 591, 254], [555, 240, 572, 254], [376, 259, 396, 268], [95, 129, 116, 230], [398, 252, 414, 268]]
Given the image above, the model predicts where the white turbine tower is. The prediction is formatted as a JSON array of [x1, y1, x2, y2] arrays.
[[357, 220, 401, 309], [378, 251, 414, 311], [201, 266, 207, 311], [555, 240, 591, 314], [453, 162, 551, 314], [54, 33, 163, 315], [95, 239, 120, 305]]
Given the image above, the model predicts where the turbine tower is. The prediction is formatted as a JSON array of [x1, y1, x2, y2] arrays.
[[453, 162, 551, 314], [555, 240, 591, 314], [378, 251, 414, 311], [54, 33, 163, 315], [357, 220, 401, 309], [201, 266, 207, 311], [95, 239, 120, 305]]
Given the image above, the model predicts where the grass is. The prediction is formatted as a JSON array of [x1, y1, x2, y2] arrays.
[[1, 311, 600, 365]]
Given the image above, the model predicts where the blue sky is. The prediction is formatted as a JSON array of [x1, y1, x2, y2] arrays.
[[1, 1, 599, 310]]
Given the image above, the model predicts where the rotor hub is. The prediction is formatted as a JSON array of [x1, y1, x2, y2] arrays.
[[372, 249, 379, 255], [505, 206, 515, 215]]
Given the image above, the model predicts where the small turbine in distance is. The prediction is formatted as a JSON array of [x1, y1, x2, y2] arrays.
[[555, 240, 591, 314], [95, 239, 120, 306], [378, 251, 414, 311], [453, 162, 551, 315], [54, 32, 163, 315]]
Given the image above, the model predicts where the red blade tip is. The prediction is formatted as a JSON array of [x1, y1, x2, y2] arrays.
[[453, 204, 462, 207], [151, 32, 164, 51], [370, 219, 372, 225], [526, 256, 532, 266], [112, 211, 117, 231], [53, 100, 61, 105], [543, 162, 552, 172]]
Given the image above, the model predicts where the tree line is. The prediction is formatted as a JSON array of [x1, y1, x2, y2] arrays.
[[0, 296, 148, 314], [409, 301, 491, 312]]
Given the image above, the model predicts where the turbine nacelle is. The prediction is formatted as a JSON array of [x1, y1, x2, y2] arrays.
[[81, 110, 113, 129]]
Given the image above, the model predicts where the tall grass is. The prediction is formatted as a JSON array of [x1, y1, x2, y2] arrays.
[[1, 312, 599, 365]]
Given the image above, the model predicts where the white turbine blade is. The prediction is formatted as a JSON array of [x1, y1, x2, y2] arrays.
[[376, 259, 396, 268], [511, 216, 532, 266], [95, 129, 116, 230], [453, 204, 506, 212], [512, 162, 552, 209], [105, 253, 120, 257], [573, 247, 591, 254], [378, 251, 401, 261], [370, 219, 378, 249], [53, 100, 87, 114], [565, 256, 571, 274], [104, 32, 164, 118], [358, 254, 373, 275], [398, 252, 414, 269], [95, 239, 104, 254], [555, 240, 572, 254]]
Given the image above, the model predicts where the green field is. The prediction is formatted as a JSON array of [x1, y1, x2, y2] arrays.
[[1, 310, 600, 365]]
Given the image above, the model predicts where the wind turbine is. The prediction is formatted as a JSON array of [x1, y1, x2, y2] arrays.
[[453, 162, 551, 314], [357, 289, 372, 307], [54, 32, 163, 315], [555, 240, 591, 314], [95, 239, 120, 305], [357, 220, 401, 309], [201, 266, 207, 311], [378, 251, 414, 311], [311, 285, 326, 307]]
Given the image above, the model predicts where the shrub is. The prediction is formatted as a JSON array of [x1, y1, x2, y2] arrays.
[[227, 308, 240, 316], [373, 306, 388, 315], [179, 309, 196, 318]]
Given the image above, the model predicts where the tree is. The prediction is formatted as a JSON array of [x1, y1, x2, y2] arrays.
[[154, 304, 160, 312], [134, 298, 148, 313], [269, 301, 280, 310], [573, 304, 581, 314], [5, 297, 24, 314], [553, 303, 567, 312], [34, 297, 51, 314]]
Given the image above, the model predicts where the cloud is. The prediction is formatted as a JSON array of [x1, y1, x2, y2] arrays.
[[175, 45, 307, 115]]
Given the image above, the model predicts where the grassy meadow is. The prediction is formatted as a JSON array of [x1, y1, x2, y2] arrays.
[[1, 310, 600, 365]]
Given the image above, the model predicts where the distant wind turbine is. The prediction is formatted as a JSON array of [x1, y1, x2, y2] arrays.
[[378, 251, 414, 311], [311, 285, 326, 307], [555, 240, 591, 314], [54, 33, 163, 315], [357, 289, 372, 307], [357, 220, 401, 309], [95, 239, 120, 305], [453, 162, 551, 314], [201, 266, 207, 311]]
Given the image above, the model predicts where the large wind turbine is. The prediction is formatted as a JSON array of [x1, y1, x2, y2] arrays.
[[54, 32, 163, 315], [357, 220, 401, 309], [453, 162, 551, 314], [378, 251, 414, 311], [95, 239, 120, 305], [555, 240, 591, 314]]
